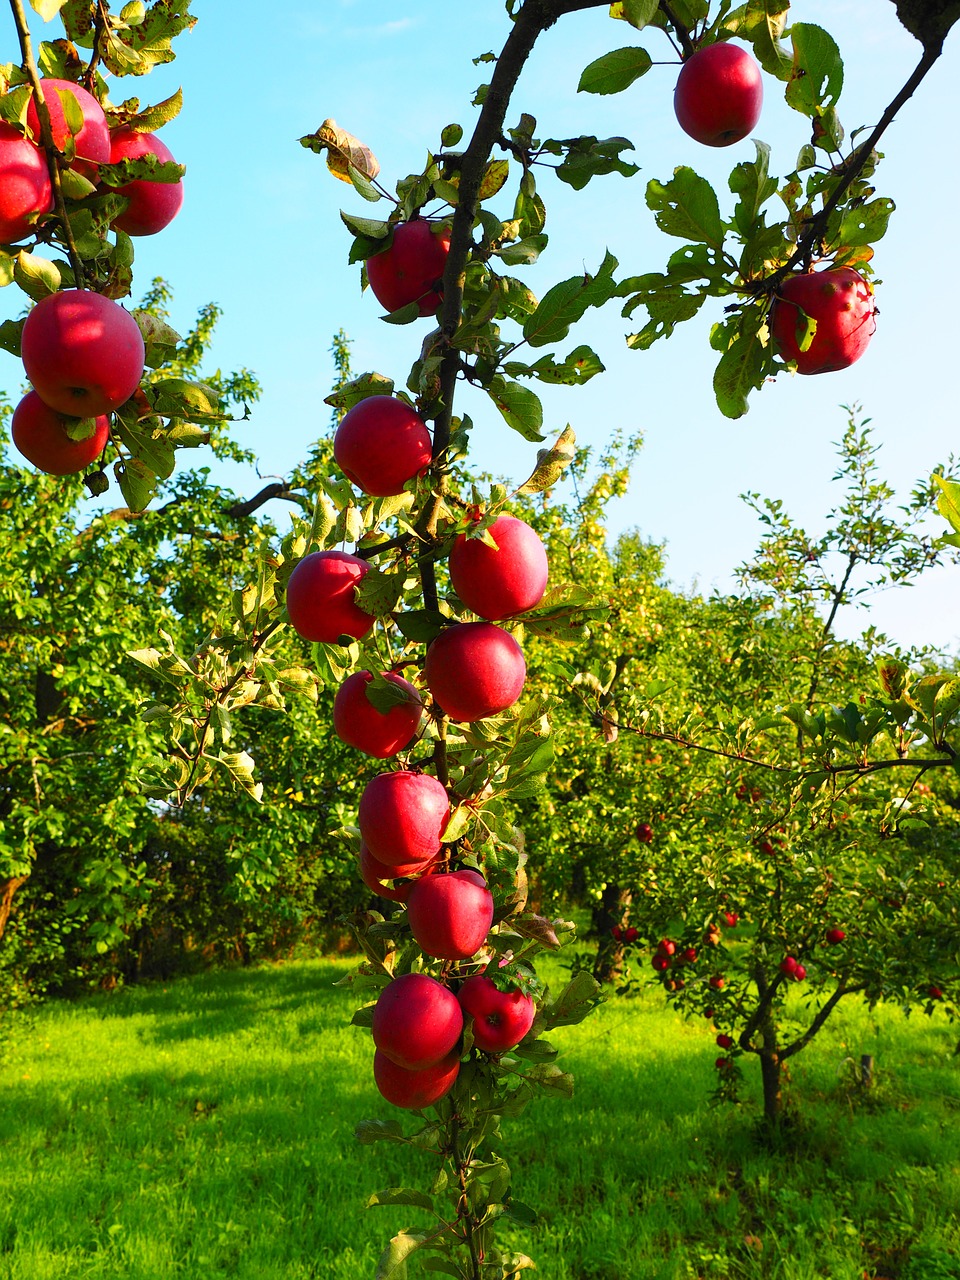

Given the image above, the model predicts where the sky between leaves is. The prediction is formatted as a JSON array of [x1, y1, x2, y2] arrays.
[[1, 0, 957, 655]]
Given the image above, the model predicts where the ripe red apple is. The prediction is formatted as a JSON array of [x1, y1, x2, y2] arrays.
[[406, 870, 494, 961], [794, 964, 807, 982], [10, 390, 108, 474], [771, 267, 875, 375], [284, 549, 375, 644], [25, 78, 109, 174], [0, 123, 53, 242], [373, 1048, 460, 1109], [709, 975, 725, 990], [716, 1033, 734, 1049], [108, 128, 184, 236], [674, 42, 763, 147], [457, 974, 535, 1053], [372, 972, 463, 1069], [333, 395, 433, 497], [359, 844, 436, 903], [333, 670, 423, 758], [652, 955, 670, 972], [366, 219, 451, 316], [826, 928, 846, 945], [610, 925, 622, 941], [358, 770, 450, 868], [927, 985, 943, 1001], [722, 912, 739, 928], [424, 622, 526, 722], [657, 938, 676, 957], [682, 947, 698, 964], [635, 822, 654, 844], [779, 955, 799, 976], [715, 1056, 732, 1071], [623, 926, 639, 944], [21, 290, 145, 419], [448, 514, 548, 621]]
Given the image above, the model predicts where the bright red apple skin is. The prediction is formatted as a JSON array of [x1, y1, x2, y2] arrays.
[[284, 549, 375, 644], [372, 972, 463, 1069], [825, 928, 846, 945], [449, 514, 548, 621], [10, 390, 108, 474], [0, 123, 53, 242], [333, 670, 423, 758], [26, 78, 109, 173], [771, 267, 875, 374], [779, 955, 799, 976], [358, 770, 450, 868], [108, 129, 184, 236], [406, 870, 494, 961], [674, 43, 763, 147], [457, 975, 535, 1054], [359, 844, 431, 903], [424, 622, 526, 722], [373, 1048, 460, 1109], [366, 220, 451, 316], [333, 396, 433, 497], [21, 290, 145, 418]]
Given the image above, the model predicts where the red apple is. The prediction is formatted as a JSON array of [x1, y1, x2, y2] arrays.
[[333, 395, 432, 497], [826, 928, 846, 945], [457, 974, 535, 1053], [108, 128, 184, 236], [406, 870, 494, 961], [366, 219, 451, 316], [358, 770, 450, 868], [10, 390, 108, 474], [722, 912, 739, 928], [927, 985, 943, 1001], [610, 925, 622, 941], [794, 964, 807, 982], [635, 822, 654, 843], [21, 290, 145, 419], [333, 670, 423, 758], [657, 938, 676, 957], [284, 549, 375, 644], [674, 42, 763, 147], [623, 926, 639, 944], [0, 123, 52, 242], [652, 955, 670, 972], [372, 972, 463, 1069], [373, 1048, 459, 1109], [716, 1033, 734, 1049], [715, 1056, 732, 1071], [682, 947, 698, 964], [424, 622, 526, 722], [771, 267, 875, 375], [359, 844, 435, 903], [709, 975, 725, 990], [448, 514, 548, 621], [26, 78, 109, 174], [779, 955, 799, 976]]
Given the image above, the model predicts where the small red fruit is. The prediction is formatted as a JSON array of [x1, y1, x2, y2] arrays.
[[406, 870, 494, 961], [723, 912, 739, 928], [674, 42, 763, 147], [10, 390, 108, 474], [635, 822, 654, 843], [373, 1048, 459, 1109], [682, 947, 698, 964], [623, 926, 639, 944], [458, 974, 535, 1053], [424, 622, 526, 722], [372, 972, 463, 1069], [704, 1008, 715, 1019], [771, 267, 875, 375], [794, 964, 807, 982], [709, 975, 725, 990], [358, 770, 450, 868], [108, 128, 184, 236], [366, 219, 451, 316], [652, 955, 670, 972], [779, 955, 799, 977], [715, 1056, 732, 1071], [448, 514, 548, 621], [285, 550, 375, 644], [333, 670, 423, 758], [716, 1033, 734, 1049], [333, 395, 433, 497], [610, 925, 622, 941], [825, 928, 846, 945], [657, 938, 676, 957], [927, 986, 943, 1001]]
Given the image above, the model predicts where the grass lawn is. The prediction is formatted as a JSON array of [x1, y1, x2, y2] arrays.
[[1, 953, 958, 1279]]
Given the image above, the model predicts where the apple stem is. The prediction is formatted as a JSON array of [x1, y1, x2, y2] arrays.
[[8, 0, 88, 288]]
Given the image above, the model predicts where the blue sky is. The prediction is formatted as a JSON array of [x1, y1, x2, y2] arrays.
[[2, 1, 958, 654]]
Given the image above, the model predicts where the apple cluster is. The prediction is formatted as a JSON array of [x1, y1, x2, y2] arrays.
[[285, 404, 553, 1106], [4, 78, 184, 476]]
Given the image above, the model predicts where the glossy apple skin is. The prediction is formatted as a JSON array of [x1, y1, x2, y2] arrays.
[[0, 123, 53, 242], [771, 267, 875, 374], [366, 220, 451, 316], [333, 395, 433, 497], [406, 870, 495, 961], [374, 1048, 460, 1109], [108, 129, 184, 236], [333, 670, 423, 758], [674, 43, 763, 147], [449, 515, 548, 621], [284, 550, 375, 644], [358, 770, 450, 868], [425, 623, 526, 723], [26, 78, 109, 174], [10, 390, 108, 475], [372, 972, 463, 1069], [457, 975, 535, 1053], [21, 290, 145, 418], [359, 843, 438, 902]]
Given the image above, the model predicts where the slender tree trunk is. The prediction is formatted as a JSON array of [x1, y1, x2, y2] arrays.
[[0, 876, 27, 946], [592, 883, 631, 982], [758, 1008, 783, 1129]]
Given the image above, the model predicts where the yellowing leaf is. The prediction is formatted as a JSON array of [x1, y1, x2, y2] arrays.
[[311, 118, 380, 185]]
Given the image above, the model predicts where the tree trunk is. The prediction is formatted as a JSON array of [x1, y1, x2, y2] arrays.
[[758, 1008, 783, 1130], [592, 883, 631, 983], [0, 876, 28, 946]]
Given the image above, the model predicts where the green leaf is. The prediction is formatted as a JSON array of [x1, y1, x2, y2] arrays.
[[498, 233, 548, 266], [133, 88, 183, 131], [215, 750, 264, 803], [367, 1187, 434, 1211], [354, 568, 407, 617], [609, 0, 659, 30], [786, 23, 843, 117], [150, 378, 222, 422], [59, 167, 97, 199], [523, 251, 618, 348], [933, 474, 960, 545], [545, 971, 603, 1028], [729, 140, 778, 236], [340, 212, 391, 241], [478, 159, 509, 200], [578, 46, 652, 94], [504, 345, 604, 386], [381, 301, 421, 325], [113, 414, 175, 480], [133, 311, 181, 369], [13, 251, 60, 300], [646, 168, 725, 247], [114, 456, 158, 513], [376, 1230, 432, 1280], [515, 425, 577, 494], [0, 253, 15, 289], [441, 804, 472, 843], [555, 135, 639, 190], [838, 197, 895, 247], [441, 122, 463, 147], [711, 311, 769, 419], [355, 1118, 405, 1145], [29, 0, 66, 21], [324, 371, 395, 414], [394, 610, 445, 643], [525, 1063, 575, 1098], [485, 376, 544, 442]]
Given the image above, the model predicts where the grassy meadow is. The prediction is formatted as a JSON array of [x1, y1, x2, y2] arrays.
[[1, 953, 958, 1280]]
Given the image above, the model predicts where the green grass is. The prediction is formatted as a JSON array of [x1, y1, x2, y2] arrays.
[[1, 956, 958, 1279]]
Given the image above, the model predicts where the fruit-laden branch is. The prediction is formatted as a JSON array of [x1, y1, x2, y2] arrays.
[[8, 0, 86, 285]]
